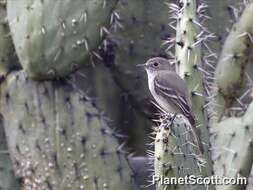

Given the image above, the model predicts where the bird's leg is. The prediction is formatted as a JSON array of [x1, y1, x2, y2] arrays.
[[169, 113, 177, 126]]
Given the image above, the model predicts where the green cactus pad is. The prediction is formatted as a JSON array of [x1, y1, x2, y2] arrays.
[[0, 71, 136, 190], [211, 102, 253, 190], [7, 0, 118, 80]]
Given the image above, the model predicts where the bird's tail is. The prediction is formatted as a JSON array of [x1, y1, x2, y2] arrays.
[[187, 115, 204, 154]]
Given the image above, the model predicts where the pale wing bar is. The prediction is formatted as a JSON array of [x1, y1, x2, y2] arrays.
[[154, 78, 192, 119]]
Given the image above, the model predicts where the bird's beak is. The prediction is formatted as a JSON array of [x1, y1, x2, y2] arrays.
[[136, 63, 147, 68]]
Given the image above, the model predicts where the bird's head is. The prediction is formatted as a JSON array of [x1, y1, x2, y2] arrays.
[[137, 57, 175, 74]]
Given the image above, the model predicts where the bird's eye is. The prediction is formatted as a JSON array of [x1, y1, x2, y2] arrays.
[[153, 62, 159, 67]]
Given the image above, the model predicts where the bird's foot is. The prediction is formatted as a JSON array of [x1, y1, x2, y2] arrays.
[[161, 113, 177, 129]]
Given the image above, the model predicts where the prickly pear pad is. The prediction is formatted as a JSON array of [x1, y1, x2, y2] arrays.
[[0, 71, 136, 190], [7, 0, 118, 80]]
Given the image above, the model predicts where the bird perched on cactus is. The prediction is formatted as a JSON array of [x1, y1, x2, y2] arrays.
[[138, 57, 204, 153]]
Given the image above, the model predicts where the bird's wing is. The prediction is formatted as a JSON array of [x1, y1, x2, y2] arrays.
[[153, 72, 193, 121], [154, 72, 203, 152]]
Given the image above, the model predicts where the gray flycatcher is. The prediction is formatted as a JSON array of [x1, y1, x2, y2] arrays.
[[138, 57, 204, 153]]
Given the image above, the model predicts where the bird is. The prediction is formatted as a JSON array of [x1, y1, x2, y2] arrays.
[[138, 57, 204, 153]]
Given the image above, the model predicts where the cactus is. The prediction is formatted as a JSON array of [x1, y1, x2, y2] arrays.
[[211, 102, 253, 190], [0, 71, 136, 190], [154, 123, 177, 190], [171, 0, 213, 175], [214, 3, 253, 119], [154, 117, 205, 190], [0, 0, 20, 76], [210, 3, 253, 189], [2, 1, 253, 190], [7, 0, 118, 80]]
